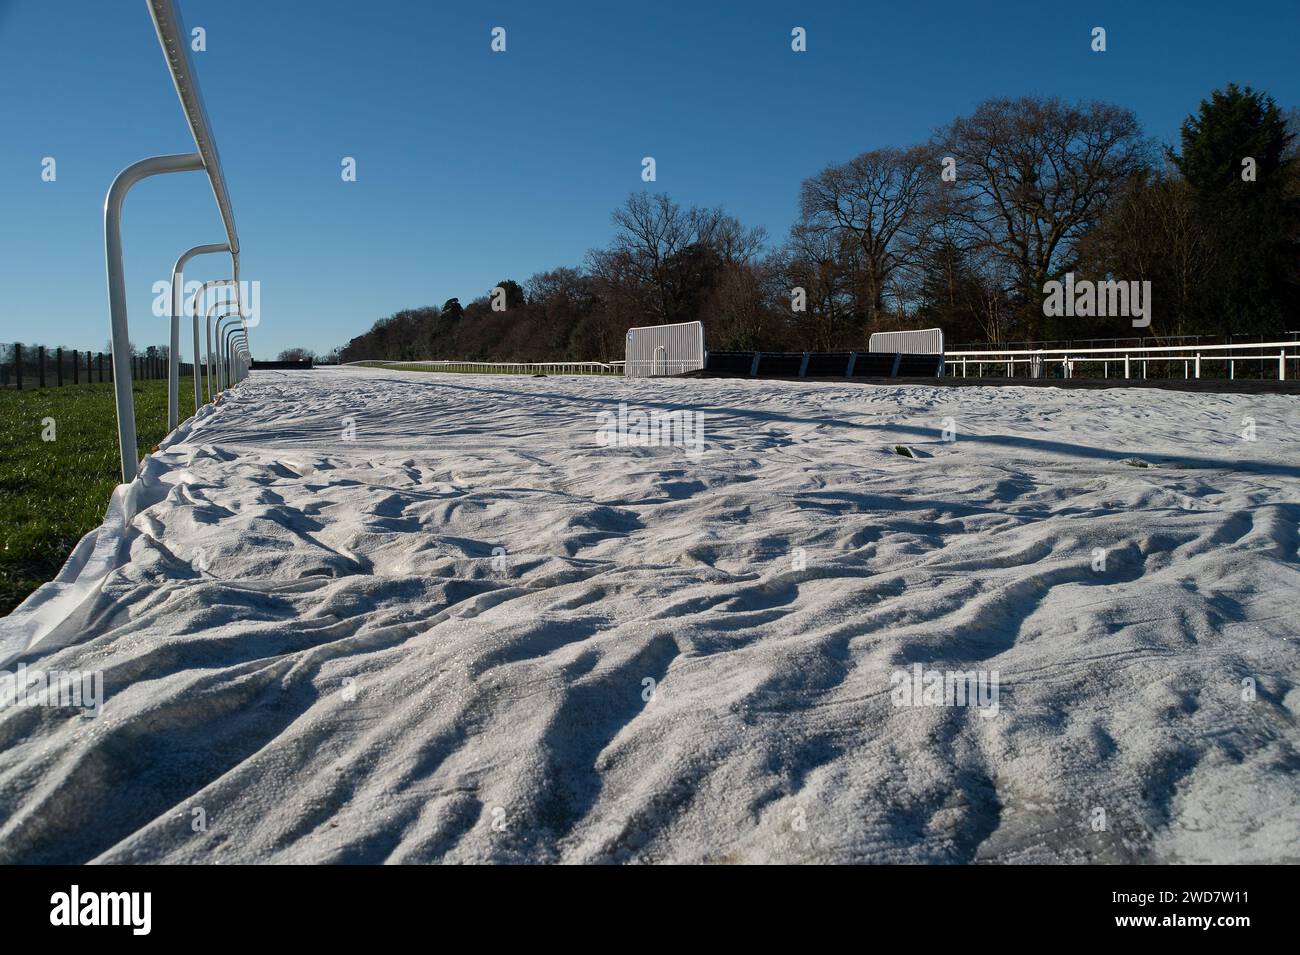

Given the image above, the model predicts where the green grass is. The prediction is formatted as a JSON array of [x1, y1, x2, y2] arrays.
[[0, 377, 196, 616]]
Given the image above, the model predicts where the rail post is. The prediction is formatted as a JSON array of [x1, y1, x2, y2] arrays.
[[169, 242, 231, 428], [206, 297, 240, 399], [194, 280, 235, 405], [223, 326, 245, 387], [216, 312, 244, 391], [104, 151, 206, 481]]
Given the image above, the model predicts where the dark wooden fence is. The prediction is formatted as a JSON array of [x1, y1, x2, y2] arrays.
[[1, 343, 195, 391]]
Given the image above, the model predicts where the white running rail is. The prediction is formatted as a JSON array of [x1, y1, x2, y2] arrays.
[[945, 340, 1300, 381], [105, 0, 250, 482], [352, 360, 619, 376]]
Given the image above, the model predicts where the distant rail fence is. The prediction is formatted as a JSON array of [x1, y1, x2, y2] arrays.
[[945, 338, 1300, 381], [1, 343, 193, 391], [343, 335, 1300, 386], [350, 360, 620, 376]]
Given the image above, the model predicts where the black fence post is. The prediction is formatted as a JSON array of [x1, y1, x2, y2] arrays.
[[97, 352, 103, 383], [73, 349, 79, 384], [38, 346, 45, 387], [14, 343, 21, 390], [56, 347, 63, 386], [87, 351, 92, 383]]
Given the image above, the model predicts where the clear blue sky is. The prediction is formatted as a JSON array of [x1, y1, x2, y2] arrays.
[[2, 0, 1297, 357]]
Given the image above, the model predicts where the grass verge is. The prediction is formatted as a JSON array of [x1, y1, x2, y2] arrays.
[[0, 377, 195, 616]]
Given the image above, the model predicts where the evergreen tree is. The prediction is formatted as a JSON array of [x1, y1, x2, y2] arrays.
[[1171, 85, 1298, 336]]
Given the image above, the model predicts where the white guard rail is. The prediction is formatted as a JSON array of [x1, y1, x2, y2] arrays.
[[946, 340, 1300, 381], [105, 0, 250, 482], [352, 360, 619, 376]]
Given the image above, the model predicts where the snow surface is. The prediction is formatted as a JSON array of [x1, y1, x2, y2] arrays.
[[1, 366, 1298, 863]]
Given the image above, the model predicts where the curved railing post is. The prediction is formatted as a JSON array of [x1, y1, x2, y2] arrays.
[[105, 152, 205, 482], [231, 336, 248, 385], [169, 242, 229, 427], [216, 313, 244, 392], [206, 298, 240, 399], [193, 279, 234, 407], [234, 336, 249, 384], [223, 326, 246, 388]]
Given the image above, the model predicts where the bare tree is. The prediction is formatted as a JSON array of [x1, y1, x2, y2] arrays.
[[941, 96, 1151, 338], [797, 144, 936, 329], [785, 221, 857, 349], [590, 193, 767, 326]]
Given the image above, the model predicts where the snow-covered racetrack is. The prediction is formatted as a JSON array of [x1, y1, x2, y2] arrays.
[[2, 366, 1298, 863]]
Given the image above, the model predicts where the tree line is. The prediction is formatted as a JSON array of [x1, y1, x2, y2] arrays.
[[338, 84, 1299, 363]]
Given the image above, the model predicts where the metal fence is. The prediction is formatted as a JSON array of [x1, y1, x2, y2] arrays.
[[99, 0, 251, 482], [0, 343, 195, 391], [352, 360, 619, 376], [945, 339, 1300, 381]]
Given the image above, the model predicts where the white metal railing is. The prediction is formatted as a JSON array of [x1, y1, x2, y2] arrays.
[[945, 340, 1300, 382], [623, 358, 701, 376], [105, 0, 250, 482], [351, 360, 619, 376]]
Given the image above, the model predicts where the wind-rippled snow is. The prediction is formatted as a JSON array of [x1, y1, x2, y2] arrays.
[[1, 366, 1297, 863]]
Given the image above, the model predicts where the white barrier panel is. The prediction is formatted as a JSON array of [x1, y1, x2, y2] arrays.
[[868, 328, 944, 354], [624, 321, 705, 377]]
